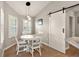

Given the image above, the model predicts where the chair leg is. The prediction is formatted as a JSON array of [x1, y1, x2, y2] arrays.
[[32, 49, 34, 57], [39, 47, 41, 56], [17, 51, 19, 55], [16, 47, 19, 55]]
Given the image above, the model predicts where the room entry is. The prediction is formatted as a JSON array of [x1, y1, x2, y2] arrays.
[[69, 16, 73, 37]]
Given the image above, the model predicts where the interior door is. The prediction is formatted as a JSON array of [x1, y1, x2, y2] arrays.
[[49, 11, 66, 53]]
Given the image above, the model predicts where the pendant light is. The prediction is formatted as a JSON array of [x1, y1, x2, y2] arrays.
[[26, 2, 31, 21]]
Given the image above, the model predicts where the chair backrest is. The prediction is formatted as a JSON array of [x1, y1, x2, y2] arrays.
[[32, 36, 41, 45], [15, 37, 19, 45]]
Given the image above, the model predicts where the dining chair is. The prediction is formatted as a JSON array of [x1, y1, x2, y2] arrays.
[[29, 36, 41, 57], [15, 37, 28, 55]]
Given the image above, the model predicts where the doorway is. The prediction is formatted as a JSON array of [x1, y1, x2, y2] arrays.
[[69, 16, 73, 37]]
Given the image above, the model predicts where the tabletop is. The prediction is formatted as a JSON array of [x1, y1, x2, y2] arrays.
[[20, 35, 36, 40]]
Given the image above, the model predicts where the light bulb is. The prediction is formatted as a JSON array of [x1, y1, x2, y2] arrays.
[[27, 16, 31, 20], [24, 20, 28, 23]]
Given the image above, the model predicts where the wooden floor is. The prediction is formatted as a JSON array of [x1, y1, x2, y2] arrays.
[[4, 44, 79, 57]]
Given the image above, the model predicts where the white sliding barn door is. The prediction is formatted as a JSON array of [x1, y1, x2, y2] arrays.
[[49, 11, 66, 53]]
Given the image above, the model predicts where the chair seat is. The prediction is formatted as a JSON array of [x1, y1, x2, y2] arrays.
[[18, 39, 28, 45], [17, 43, 28, 52], [19, 42, 28, 45], [31, 46, 40, 49], [15, 37, 30, 55], [33, 40, 40, 43], [19, 46, 26, 50]]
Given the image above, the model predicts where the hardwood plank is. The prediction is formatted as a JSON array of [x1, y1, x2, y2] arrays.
[[4, 44, 79, 57]]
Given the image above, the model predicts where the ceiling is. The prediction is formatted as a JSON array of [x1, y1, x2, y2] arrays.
[[6, 1, 79, 17], [6, 1, 51, 17]]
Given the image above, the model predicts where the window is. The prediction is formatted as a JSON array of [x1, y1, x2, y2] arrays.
[[8, 15, 17, 38], [23, 20, 32, 34]]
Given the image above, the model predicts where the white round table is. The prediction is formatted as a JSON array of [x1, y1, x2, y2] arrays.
[[20, 35, 35, 51], [21, 35, 34, 40]]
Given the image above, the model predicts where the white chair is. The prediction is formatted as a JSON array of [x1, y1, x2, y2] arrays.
[[29, 36, 41, 57], [15, 37, 28, 55]]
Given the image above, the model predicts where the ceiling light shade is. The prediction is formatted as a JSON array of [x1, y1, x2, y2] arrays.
[[26, 2, 31, 6]]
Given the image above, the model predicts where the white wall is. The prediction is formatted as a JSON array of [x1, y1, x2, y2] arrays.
[[0, 1, 3, 49], [74, 12, 79, 37], [0, 1, 4, 57], [2, 2, 24, 50], [35, 15, 49, 44]]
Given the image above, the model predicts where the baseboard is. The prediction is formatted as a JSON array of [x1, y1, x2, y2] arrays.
[[41, 42, 49, 46], [42, 42, 66, 54], [3, 43, 16, 51], [1, 50, 4, 57], [1, 43, 16, 57], [66, 45, 69, 50]]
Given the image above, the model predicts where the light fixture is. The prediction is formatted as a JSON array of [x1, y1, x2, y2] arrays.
[[25, 2, 31, 21], [24, 20, 28, 23]]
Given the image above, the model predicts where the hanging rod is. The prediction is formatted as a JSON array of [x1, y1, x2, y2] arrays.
[[48, 3, 79, 15]]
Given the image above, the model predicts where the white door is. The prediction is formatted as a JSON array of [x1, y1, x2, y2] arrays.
[[49, 11, 66, 53]]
